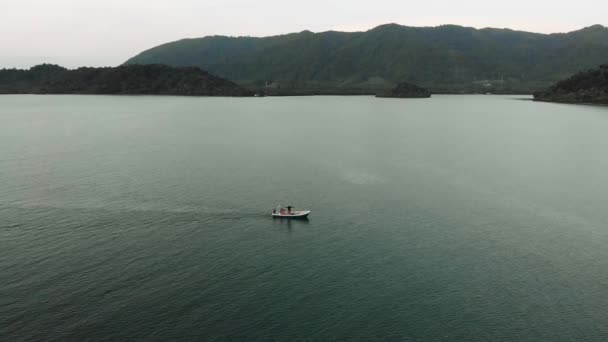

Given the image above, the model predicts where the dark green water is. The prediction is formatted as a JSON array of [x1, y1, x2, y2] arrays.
[[2, 95, 608, 341]]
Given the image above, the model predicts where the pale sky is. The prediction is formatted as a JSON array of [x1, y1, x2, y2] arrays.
[[1, 0, 606, 68]]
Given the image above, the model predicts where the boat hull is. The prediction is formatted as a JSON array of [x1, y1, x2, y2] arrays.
[[272, 210, 310, 219]]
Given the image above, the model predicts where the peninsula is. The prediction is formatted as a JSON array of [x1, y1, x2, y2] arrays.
[[534, 65, 608, 105], [0, 64, 253, 96]]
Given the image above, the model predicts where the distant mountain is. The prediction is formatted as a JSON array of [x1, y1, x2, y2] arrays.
[[0, 64, 253, 96], [534, 64, 608, 104], [125, 24, 608, 93]]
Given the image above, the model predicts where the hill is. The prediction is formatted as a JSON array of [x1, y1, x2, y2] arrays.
[[0, 64, 253, 96], [534, 65, 608, 104], [125, 24, 608, 94], [376, 82, 431, 98]]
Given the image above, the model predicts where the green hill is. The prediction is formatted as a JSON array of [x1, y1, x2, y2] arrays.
[[0, 64, 253, 96], [376, 82, 431, 98], [534, 64, 608, 104], [125, 24, 608, 94]]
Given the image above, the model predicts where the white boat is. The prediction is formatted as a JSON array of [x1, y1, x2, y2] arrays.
[[272, 206, 310, 219]]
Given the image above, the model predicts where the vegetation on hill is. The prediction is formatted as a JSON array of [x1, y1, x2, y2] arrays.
[[0, 64, 253, 96], [376, 82, 431, 98], [125, 24, 608, 94], [534, 65, 608, 104]]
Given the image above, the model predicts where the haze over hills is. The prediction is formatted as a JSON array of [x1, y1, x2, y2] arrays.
[[125, 23, 608, 93]]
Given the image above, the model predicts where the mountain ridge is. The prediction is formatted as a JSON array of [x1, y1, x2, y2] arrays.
[[125, 23, 608, 93]]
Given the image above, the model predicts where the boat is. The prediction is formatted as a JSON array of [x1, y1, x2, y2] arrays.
[[272, 206, 310, 219]]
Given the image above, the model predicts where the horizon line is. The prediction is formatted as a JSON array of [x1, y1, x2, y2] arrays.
[[175, 23, 607, 40]]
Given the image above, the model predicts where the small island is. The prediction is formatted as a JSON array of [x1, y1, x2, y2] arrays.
[[0, 64, 253, 97], [376, 82, 431, 98], [534, 65, 608, 105]]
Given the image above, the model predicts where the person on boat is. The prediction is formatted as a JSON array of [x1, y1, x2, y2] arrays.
[[287, 206, 293, 215]]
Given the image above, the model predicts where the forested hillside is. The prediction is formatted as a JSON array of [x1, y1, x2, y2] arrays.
[[534, 65, 608, 104], [125, 24, 608, 93], [0, 64, 253, 96]]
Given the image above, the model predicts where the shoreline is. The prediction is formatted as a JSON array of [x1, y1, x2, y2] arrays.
[[0, 92, 535, 97], [533, 98, 608, 107]]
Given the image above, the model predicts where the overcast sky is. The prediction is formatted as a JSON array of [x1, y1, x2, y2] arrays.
[[1, 0, 606, 68]]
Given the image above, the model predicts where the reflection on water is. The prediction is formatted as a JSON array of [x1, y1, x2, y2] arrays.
[[272, 216, 311, 233]]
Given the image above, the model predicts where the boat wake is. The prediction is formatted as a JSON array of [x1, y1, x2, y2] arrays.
[[2, 201, 264, 221]]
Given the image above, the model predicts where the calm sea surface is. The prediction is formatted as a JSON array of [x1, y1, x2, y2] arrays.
[[1, 95, 608, 341]]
